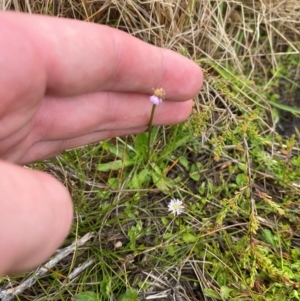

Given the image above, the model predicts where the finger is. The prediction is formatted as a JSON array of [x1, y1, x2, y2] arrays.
[[22, 98, 192, 163], [32, 92, 193, 141], [21, 127, 146, 164], [1, 11, 203, 101], [0, 160, 73, 275]]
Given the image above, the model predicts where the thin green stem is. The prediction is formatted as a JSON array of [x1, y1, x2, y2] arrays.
[[146, 104, 157, 162]]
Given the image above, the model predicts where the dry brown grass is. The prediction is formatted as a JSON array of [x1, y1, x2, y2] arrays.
[[2, 0, 299, 76]]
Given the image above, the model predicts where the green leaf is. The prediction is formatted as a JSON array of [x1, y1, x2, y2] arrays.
[[178, 156, 189, 169], [163, 232, 174, 240], [134, 132, 148, 156], [189, 162, 202, 181], [261, 229, 276, 247], [161, 217, 169, 226], [203, 288, 222, 299], [107, 177, 119, 189], [182, 232, 197, 243], [74, 291, 98, 301], [160, 134, 190, 158], [167, 245, 175, 256], [189, 171, 200, 181], [268, 100, 300, 116], [235, 173, 248, 186], [293, 290, 300, 300], [150, 163, 174, 191], [151, 173, 174, 191], [138, 168, 151, 185], [220, 286, 233, 299], [96, 159, 135, 171], [101, 141, 127, 158], [198, 182, 206, 195], [117, 289, 138, 301], [100, 278, 112, 298], [129, 169, 150, 189]]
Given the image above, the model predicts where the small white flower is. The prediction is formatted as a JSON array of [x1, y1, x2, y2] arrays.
[[168, 199, 184, 216]]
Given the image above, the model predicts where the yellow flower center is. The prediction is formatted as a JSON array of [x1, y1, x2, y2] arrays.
[[154, 88, 165, 99], [173, 204, 179, 210]]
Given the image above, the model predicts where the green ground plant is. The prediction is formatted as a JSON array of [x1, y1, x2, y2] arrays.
[[1, 1, 300, 301]]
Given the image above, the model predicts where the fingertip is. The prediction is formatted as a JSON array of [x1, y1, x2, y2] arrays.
[[0, 161, 73, 275], [174, 99, 194, 123], [153, 99, 193, 126], [162, 49, 203, 101]]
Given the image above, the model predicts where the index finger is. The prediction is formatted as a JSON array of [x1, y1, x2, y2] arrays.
[[2, 11, 203, 101]]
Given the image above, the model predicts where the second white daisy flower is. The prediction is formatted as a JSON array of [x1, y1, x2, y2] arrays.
[[168, 199, 185, 216]]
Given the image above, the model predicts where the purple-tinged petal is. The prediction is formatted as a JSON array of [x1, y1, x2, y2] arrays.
[[150, 95, 162, 106]]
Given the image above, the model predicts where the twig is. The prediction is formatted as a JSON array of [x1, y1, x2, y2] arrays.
[[0, 232, 94, 301]]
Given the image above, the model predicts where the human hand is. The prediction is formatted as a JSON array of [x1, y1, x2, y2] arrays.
[[0, 11, 203, 275]]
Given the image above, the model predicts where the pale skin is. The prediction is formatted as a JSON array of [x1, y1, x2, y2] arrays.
[[0, 11, 203, 275]]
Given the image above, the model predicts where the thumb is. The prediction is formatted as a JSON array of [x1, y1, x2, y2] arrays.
[[0, 160, 73, 275]]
